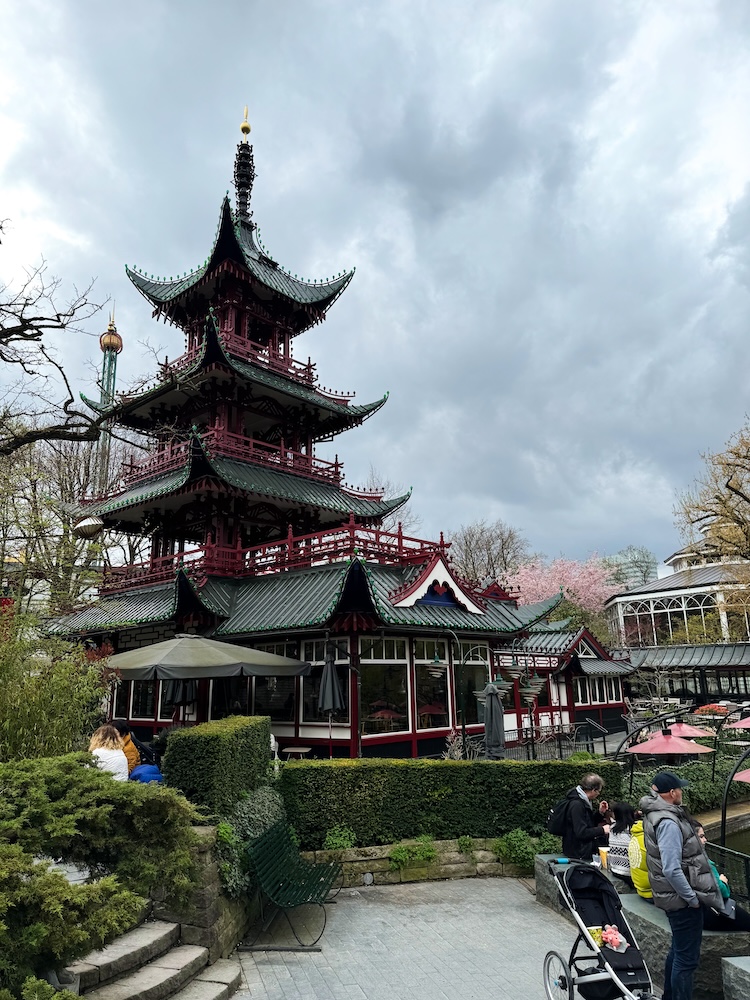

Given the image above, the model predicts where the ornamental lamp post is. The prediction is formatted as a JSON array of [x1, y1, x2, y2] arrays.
[[441, 630, 493, 760]]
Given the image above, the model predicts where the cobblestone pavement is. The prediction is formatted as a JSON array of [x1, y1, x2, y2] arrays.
[[236, 878, 574, 1000]]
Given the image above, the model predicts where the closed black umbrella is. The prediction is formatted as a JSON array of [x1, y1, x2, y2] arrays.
[[483, 683, 506, 760], [319, 643, 345, 759]]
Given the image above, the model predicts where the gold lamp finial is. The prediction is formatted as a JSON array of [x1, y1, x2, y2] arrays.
[[240, 105, 251, 141]]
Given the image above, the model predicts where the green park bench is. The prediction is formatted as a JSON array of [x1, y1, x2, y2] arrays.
[[244, 820, 342, 947]]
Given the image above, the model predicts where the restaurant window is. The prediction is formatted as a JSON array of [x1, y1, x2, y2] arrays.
[[253, 675, 296, 722], [113, 682, 129, 718], [573, 677, 590, 706], [414, 640, 449, 730], [209, 678, 250, 720], [301, 639, 350, 724], [131, 680, 156, 720], [360, 637, 408, 735], [457, 643, 489, 725]]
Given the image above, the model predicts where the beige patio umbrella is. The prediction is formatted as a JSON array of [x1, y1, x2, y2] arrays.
[[106, 633, 311, 679]]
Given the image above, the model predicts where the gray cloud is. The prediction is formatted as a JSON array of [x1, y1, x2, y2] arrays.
[[3, 0, 750, 566]]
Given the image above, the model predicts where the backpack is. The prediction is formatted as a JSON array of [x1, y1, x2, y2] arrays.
[[547, 796, 570, 835]]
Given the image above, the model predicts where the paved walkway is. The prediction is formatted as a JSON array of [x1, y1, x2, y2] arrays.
[[235, 878, 573, 1000]]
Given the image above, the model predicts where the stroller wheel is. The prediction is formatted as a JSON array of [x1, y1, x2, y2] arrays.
[[543, 950, 573, 1000]]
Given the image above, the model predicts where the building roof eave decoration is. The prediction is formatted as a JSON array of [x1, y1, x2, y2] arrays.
[[125, 197, 354, 326], [46, 581, 181, 635]]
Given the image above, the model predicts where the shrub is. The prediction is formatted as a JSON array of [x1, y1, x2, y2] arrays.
[[492, 829, 561, 873], [457, 834, 474, 856], [0, 754, 199, 905], [162, 715, 271, 815], [629, 757, 750, 814], [0, 844, 143, 995], [215, 786, 287, 898], [323, 825, 357, 851], [0, 620, 111, 762], [388, 835, 437, 871], [279, 759, 623, 849]]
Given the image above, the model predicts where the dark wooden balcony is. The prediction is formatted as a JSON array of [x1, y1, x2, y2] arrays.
[[99, 518, 451, 594], [119, 428, 347, 490]]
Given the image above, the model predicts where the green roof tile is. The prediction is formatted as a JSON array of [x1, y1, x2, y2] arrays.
[[47, 584, 178, 634], [126, 198, 352, 313]]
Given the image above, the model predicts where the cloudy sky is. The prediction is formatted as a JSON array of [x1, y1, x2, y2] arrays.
[[3, 0, 750, 565]]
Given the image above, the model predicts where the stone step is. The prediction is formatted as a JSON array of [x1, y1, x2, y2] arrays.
[[82, 945, 208, 1000], [172, 960, 243, 1000], [68, 920, 180, 992]]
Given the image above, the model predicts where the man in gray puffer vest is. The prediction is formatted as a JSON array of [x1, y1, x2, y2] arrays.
[[640, 771, 723, 1000]]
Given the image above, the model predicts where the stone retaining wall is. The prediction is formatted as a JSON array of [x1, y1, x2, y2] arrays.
[[302, 838, 525, 886], [152, 826, 258, 963]]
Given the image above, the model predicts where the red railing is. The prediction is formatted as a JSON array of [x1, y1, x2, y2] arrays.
[[217, 329, 354, 403], [99, 518, 451, 594], [118, 428, 349, 490], [201, 428, 343, 483]]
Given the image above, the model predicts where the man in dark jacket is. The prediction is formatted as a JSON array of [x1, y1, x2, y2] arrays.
[[641, 771, 723, 1000], [561, 773, 610, 860]]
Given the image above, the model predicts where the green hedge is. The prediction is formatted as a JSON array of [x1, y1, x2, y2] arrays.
[[280, 758, 623, 849], [162, 715, 271, 816], [0, 754, 200, 996]]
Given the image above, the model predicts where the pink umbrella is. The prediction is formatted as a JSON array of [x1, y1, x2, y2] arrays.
[[734, 768, 750, 783], [626, 731, 714, 755], [668, 722, 715, 738], [726, 717, 750, 729]]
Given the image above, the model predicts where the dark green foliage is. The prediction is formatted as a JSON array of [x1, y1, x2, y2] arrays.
[[0, 845, 142, 994], [0, 621, 110, 762], [629, 757, 750, 814], [0, 753, 199, 904], [456, 835, 474, 856], [388, 835, 437, 871], [279, 759, 623, 849], [0, 753, 201, 996], [492, 828, 562, 873], [215, 786, 287, 898], [323, 825, 356, 851], [162, 715, 271, 816], [21, 978, 79, 1000]]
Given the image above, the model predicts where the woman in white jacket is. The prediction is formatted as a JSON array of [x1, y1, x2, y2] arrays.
[[89, 724, 129, 781]]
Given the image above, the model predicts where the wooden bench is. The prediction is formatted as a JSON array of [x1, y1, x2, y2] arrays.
[[245, 820, 342, 946]]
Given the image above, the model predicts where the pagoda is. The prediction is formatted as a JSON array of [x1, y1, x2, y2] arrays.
[[53, 111, 608, 758]]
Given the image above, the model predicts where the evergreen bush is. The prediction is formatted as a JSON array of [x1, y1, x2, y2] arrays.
[[215, 786, 287, 898], [279, 758, 623, 849], [0, 754, 200, 996], [162, 715, 271, 815]]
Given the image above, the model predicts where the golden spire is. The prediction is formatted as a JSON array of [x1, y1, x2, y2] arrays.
[[240, 105, 251, 142]]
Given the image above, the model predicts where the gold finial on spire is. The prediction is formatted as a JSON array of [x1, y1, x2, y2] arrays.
[[240, 105, 251, 142]]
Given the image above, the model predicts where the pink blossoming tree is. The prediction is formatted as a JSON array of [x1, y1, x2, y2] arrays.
[[507, 557, 618, 615]]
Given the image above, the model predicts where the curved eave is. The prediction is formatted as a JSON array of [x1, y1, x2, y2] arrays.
[[46, 582, 179, 635], [83, 464, 192, 518], [126, 197, 354, 314], [206, 446, 411, 520], [223, 347, 389, 431]]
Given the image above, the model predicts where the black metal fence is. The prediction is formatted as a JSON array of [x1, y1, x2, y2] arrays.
[[706, 842, 750, 904]]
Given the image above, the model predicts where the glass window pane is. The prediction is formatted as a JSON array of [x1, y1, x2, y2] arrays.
[[210, 678, 250, 720], [415, 663, 449, 730], [253, 676, 296, 722], [362, 663, 408, 734], [459, 662, 489, 725], [302, 664, 350, 723], [113, 682, 128, 718], [131, 680, 156, 719]]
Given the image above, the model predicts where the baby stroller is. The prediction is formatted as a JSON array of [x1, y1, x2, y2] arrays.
[[543, 861, 656, 1000]]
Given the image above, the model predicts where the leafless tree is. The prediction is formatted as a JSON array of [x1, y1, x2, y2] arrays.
[[447, 517, 531, 584], [363, 464, 422, 534], [676, 420, 750, 559], [0, 222, 107, 455], [603, 545, 658, 589]]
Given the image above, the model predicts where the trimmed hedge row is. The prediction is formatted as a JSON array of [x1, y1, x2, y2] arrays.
[[279, 758, 623, 850], [163, 715, 271, 816]]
